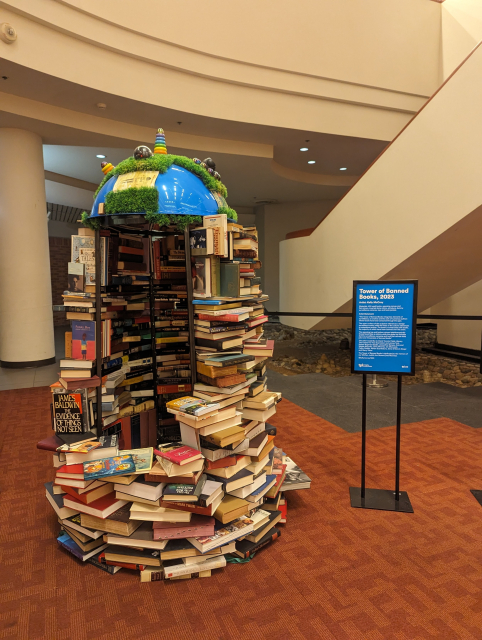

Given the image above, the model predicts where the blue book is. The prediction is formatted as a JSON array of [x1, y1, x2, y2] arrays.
[[57, 533, 107, 561], [192, 300, 224, 305], [83, 455, 136, 481], [246, 475, 277, 502]]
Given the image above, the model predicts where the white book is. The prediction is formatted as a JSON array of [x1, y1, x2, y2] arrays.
[[164, 555, 227, 579], [228, 473, 267, 499], [129, 504, 192, 522]]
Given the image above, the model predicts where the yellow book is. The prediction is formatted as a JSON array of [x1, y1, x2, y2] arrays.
[[213, 495, 249, 524]]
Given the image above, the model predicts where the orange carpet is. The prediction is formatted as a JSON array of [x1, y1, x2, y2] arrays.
[[1, 387, 482, 640]]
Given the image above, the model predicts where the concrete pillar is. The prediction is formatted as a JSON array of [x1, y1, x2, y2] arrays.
[[0, 128, 55, 367]]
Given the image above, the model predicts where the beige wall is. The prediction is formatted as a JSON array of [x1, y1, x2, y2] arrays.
[[61, 0, 441, 97], [257, 201, 338, 312], [279, 41, 482, 330], [0, 0, 438, 143], [426, 280, 482, 351], [442, 0, 482, 79]]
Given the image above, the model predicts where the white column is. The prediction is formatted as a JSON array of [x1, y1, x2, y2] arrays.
[[0, 128, 55, 366]]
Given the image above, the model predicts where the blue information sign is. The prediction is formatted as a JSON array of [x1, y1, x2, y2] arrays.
[[351, 281, 418, 375]]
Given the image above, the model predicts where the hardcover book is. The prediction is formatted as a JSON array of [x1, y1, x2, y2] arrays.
[[162, 475, 207, 502], [220, 263, 240, 298]]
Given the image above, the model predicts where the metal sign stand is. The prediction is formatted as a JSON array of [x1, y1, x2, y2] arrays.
[[350, 374, 413, 512], [349, 280, 417, 514]]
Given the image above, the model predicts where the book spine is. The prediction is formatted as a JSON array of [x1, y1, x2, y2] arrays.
[[163, 556, 226, 578], [158, 500, 213, 516], [157, 383, 192, 394], [140, 568, 164, 582]]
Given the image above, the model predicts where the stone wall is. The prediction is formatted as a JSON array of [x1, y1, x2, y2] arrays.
[[266, 323, 481, 387]]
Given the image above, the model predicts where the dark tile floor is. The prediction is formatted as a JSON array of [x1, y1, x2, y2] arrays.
[[268, 370, 482, 432]]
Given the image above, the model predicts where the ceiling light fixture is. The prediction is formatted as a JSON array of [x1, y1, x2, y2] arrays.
[[300, 147, 309, 151], [96, 154, 106, 159], [96, 102, 107, 109], [340, 167, 347, 171], [308, 160, 316, 164]]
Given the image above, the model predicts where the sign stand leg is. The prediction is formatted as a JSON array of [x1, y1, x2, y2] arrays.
[[361, 373, 367, 499], [395, 375, 402, 501], [349, 372, 413, 513]]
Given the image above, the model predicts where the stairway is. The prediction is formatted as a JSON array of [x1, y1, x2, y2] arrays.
[[279, 42, 482, 331]]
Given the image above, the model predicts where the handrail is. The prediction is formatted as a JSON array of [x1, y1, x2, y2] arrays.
[[286, 35, 482, 240], [267, 311, 482, 321]]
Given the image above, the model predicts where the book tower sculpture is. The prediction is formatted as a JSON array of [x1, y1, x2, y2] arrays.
[[38, 128, 311, 581]]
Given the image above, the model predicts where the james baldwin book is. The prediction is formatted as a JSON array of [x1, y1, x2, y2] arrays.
[[52, 389, 88, 435]]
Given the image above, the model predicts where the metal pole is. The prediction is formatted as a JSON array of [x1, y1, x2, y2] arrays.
[[184, 226, 197, 387], [148, 233, 159, 443], [395, 374, 402, 500], [361, 373, 367, 499], [95, 228, 103, 434]]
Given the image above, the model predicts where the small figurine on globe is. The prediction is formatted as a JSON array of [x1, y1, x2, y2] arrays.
[[134, 146, 153, 160]]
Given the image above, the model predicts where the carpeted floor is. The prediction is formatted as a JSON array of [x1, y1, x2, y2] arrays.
[[2, 387, 482, 640]]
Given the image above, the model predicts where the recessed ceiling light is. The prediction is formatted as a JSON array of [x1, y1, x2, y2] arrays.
[[96, 154, 106, 159], [308, 160, 316, 164], [340, 167, 347, 171], [300, 147, 309, 151]]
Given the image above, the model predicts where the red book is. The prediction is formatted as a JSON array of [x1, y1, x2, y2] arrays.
[[118, 246, 144, 256], [205, 456, 237, 471], [152, 517, 215, 540], [246, 316, 268, 327], [37, 435, 64, 452], [157, 383, 192, 394], [56, 463, 84, 479], [62, 494, 127, 519], [154, 445, 202, 466], [244, 340, 274, 351], [279, 499, 287, 522], [198, 313, 247, 323], [158, 500, 216, 517], [60, 483, 114, 505]]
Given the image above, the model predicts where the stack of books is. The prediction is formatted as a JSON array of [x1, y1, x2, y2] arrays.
[[39, 216, 311, 581], [39, 425, 310, 579]]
